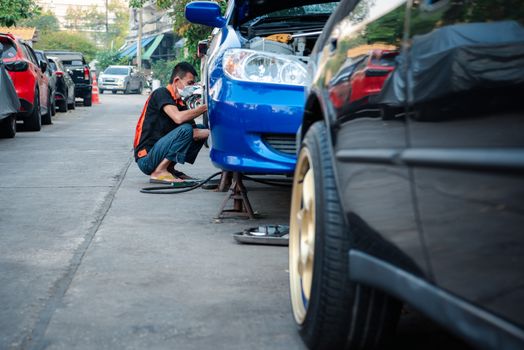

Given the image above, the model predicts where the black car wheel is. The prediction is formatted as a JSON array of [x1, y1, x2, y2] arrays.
[[100, 89, 104, 94], [58, 100, 68, 113], [84, 94, 92, 107], [51, 100, 56, 116], [42, 92, 52, 125], [68, 99, 75, 110], [0, 115, 16, 138], [25, 91, 42, 131], [289, 121, 400, 350], [112, 90, 117, 94]]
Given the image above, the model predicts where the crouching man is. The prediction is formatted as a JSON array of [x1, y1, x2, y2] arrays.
[[133, 62, 208, 184]]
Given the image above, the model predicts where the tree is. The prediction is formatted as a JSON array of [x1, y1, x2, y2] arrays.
[[18, 10, 59, 33], [107, 0, 130, 49], [0, 0, 40, 27], [34, 31, 97, 62], [65, 5, 105, 31], [128, 0, 226, 70]]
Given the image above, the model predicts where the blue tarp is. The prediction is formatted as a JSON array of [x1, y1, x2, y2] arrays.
[[119, 36, 157, 58]]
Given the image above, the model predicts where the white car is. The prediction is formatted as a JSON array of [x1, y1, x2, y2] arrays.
[[98, 65, 145, 94]]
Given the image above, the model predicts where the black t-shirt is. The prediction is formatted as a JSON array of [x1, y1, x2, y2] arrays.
[[133, 87, 188, 161]]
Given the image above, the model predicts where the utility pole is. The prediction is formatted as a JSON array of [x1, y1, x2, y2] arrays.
[[137, 7, 143, 71], [105, 0, 108, 33]]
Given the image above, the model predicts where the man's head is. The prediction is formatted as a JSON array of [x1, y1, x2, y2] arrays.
[[170, 62, 197, 98]]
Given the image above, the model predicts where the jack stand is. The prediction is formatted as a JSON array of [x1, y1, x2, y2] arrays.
[[215, 172, 255, 220]]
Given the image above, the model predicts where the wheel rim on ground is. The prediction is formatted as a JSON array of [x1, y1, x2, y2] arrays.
[[289, 147, 316, 325]]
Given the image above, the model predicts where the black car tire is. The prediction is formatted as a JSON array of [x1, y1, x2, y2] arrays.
[[84, 95, 92, 107], [0, 115, 16, 138], [42, 93, 52, 125], [112, 90, 117, 94], [58, 100, 68, 113], [51, 100, 56, 116], [289, 122, 400, 350], [100, 89, 104, 94], [68, 100, 76, 110], [25, 91, 42, 131]]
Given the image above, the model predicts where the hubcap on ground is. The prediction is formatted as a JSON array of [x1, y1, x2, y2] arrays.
[[289, 147, 316, 324]]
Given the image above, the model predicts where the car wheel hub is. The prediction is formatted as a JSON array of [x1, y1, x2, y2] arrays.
[[290, 147, 316, 324]]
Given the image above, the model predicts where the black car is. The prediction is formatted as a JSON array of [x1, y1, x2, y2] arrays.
[[289, 0, 524, 349], [47, 56, 76, 113], [44, 51, 92, 107], [34, 50, 56, 124]]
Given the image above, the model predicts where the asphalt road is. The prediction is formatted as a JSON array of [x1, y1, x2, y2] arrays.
[[0, 93, 472, 350]]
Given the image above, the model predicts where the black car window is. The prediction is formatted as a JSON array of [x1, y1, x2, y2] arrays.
[[0, 40, 18, 59], [21, 44, 37, 65]]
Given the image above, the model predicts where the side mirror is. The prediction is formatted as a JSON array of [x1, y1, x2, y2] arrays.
[[39, 60, 47, 73], [185, 1, 225, 28]]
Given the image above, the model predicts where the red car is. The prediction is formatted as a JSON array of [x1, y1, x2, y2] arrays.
[[0, 33, 50, 131], [328, 47, 398, 113]]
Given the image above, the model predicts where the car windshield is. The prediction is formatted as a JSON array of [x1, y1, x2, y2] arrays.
[[0, 40, 17, 59], [104, 67, 129, 75]]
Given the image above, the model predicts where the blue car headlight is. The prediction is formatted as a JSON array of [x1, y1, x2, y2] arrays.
[[223, 49, 308, 86]]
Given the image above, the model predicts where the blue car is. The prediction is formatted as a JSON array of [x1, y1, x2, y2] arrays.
[[185, 0, 338, 174]]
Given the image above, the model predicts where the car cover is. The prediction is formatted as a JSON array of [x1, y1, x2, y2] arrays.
[[378, 20, 524, 107], [0, 60, 20, 120]]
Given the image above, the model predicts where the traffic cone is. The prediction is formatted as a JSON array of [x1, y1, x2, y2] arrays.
[[91, 72, 100, 104]]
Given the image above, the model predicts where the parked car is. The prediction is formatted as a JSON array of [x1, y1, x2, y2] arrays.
[[44, 50, 92, 106], [185, 1, 338, 174], [98, 65, 145, 94], [47, 56, 76, 113], [34, 50, 56, 124], [0, 54, 20, 138], [0, 33, 50, 131], [289, 0, 524, 349]]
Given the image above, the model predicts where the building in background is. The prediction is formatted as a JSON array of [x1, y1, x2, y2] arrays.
[[0, 27, 39, 46], [119, 1, 178, 70]]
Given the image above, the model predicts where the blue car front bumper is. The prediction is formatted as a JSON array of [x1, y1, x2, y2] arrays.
[[207, 75, 305, 174]]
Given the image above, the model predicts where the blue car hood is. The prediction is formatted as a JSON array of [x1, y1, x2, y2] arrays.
[[234, 0, 336, 24]]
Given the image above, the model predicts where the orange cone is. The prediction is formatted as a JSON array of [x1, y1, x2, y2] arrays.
[[91, 72, 100, 104]]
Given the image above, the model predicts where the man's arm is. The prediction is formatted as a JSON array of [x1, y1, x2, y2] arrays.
[[163, 104, 208, 125]]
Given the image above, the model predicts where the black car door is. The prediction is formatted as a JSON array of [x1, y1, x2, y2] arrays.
[[319, 0, 431, 276], [406, 0, 524, 330]]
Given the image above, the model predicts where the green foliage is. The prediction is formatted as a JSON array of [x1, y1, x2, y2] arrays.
[[65, 5, 106, 31], [34, 31, 97, 62], [18, 10, 59, 33], [0, 0, 40, 27], [168, 0, 226, 70], [151, 59, 180, 86], [96, 50, 129, 72]]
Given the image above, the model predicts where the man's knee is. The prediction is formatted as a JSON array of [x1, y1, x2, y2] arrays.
[[172, 123, 194, 141]]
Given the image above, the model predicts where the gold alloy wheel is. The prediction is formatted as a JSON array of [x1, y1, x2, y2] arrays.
[[289, 147, 316, 324]]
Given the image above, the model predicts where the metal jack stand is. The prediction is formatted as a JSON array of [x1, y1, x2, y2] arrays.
[[215, 172, 256, 220]]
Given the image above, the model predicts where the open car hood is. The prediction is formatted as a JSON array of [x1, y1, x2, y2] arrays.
[[234, 0, 337, 24]]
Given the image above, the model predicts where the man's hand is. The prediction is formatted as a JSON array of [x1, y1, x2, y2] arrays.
[[196, 104, 208, 115]]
